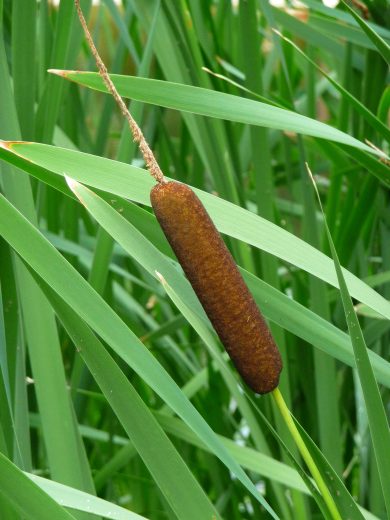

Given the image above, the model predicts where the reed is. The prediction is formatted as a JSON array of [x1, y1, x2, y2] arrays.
[[0, 1, 388, 518]]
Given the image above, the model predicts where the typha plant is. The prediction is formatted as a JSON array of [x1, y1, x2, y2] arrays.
[[71, 2, 347, 518], [74, 0, 284, 396], [0, 0, 389, 518]]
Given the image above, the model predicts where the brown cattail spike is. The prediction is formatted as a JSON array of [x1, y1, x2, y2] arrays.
[[151, 182, 282, 394], [74, 0, 281, 394]]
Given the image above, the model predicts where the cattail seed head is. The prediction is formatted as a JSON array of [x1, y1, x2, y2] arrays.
[[74, 0, 281, 394], [151, 181, 282, 394]]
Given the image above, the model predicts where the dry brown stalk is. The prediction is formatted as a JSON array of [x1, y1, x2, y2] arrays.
[[74, 0, 165, 184]]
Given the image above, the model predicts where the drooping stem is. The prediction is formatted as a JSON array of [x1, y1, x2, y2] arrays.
[[271, 387, 342, 520], [74, 0, 165, 184]]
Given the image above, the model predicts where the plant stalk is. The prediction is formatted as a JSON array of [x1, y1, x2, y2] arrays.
[[74, 0, 165, 184], [272, 387, 342, 520]]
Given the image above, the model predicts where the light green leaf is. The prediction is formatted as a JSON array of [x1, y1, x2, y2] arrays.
[[26, 474, 148, 520], [1, 141, 389, 322], [310, 168, 390, 517], [342, 1, 390, 64], [0, 191, 278, 519], [0, 452, 76, 520], [50, 70, 383, 156], [27, 276, 220, 520]]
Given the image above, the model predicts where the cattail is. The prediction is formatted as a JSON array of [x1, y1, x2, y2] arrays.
[[74, 9, 343, 515], [74, 0, 282, 394], [151, 181, 282, 394]]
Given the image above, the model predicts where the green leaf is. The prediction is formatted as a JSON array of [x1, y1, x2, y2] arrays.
[[0, 26, 95, 502], [273, 30, 390, 142], [0, 191, 278, 518], [293, 422, 365, 520], [156, 412, 309, 494], [0, 452, 76, 520], [49, 70, 383, 156], [309, 167, 390, 517], [28, 275, 220, 520], [342, 1, 390, 64], [1, 141, 389, 322], [26, 474, 147, 520]]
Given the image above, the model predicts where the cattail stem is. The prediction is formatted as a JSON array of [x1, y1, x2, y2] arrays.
[[74, 0, 166, 184], [271, 387, 342, 520]]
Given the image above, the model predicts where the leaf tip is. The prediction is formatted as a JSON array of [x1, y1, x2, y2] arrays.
[[64, 175, 79, 193], [48, 69, 81, 79], [0, 140, 11, 151], [305, 162, 315, 184], [155, 271, 167, 286], [365, 139, 390, 164], [0, 140, 29, 151], [48, 68, 67, 77], [271, 28, 283, 38]]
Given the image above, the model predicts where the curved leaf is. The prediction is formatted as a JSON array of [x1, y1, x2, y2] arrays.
[[26, 474, 147, 520], [48, 70, 385, 157], [1, 141, 389, 322], [0, 192, 278, 519], [0, 453, 76, 520]]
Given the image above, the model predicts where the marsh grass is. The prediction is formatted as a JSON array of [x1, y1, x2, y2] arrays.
[[0, 1, 389, 519]]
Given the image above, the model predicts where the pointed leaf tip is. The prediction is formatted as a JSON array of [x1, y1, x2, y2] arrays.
[[48, 69, 66, 76], [155, 271, 167, 285], [0, 140, 26, 150], [48, 69, 80, 77], [64, 175, 79, 193]]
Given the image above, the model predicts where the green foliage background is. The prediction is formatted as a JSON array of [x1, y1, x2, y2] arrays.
[[0, 0, 389, 519]]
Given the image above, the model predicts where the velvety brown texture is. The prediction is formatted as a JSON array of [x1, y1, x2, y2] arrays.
[[151, 181, 282, 394]]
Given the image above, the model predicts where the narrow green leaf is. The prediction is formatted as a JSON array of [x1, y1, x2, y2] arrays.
[[0, 191, 278, 518], [27, 474, 147, 520], [1, 142, 389, 322], [0, 452, 76, 520], [29, 275, 220, 520], [309, 166, 390, 517], [50, 70, 383, 156], [0, 26, 95, 502], [25, 473, 146, 520], [294, 422, 365, 520], [273, 30, 390, 142], [342, 1, 390, 64]]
